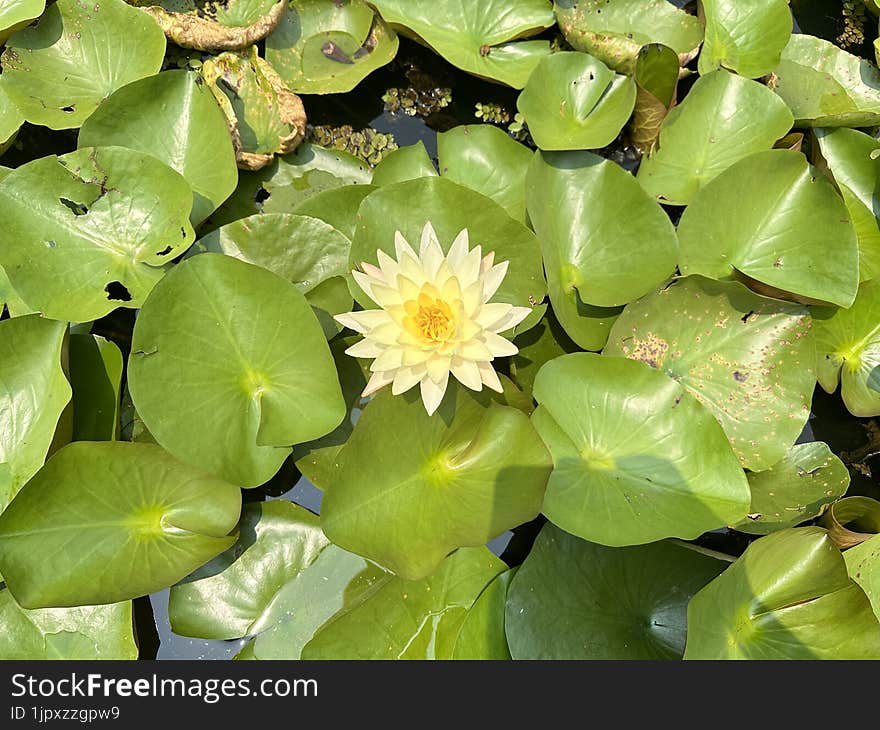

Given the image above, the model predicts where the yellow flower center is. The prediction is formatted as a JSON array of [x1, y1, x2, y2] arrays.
[[404, 292, 455, 343]]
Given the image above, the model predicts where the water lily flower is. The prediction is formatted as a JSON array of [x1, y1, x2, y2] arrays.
[[335, 222, 531, 415]]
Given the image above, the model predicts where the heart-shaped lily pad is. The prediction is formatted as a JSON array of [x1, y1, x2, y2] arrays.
[[0, 315, 70, 513], [266, 0, 398, 94], [769, 33, 880, 127], [78, 70, 238, 226], [0, 146, 195, 323], [201, 46, 306, 171], [192, 213, 353, 338], [350, 176, 547, 326], [813, 279, 880, 417], [526, 149, 678, 308], [506, 523, 726, 659], [516, 51, 636, 151], [0, 441, 241, 609], [1, 0, 166, 129], [128, 253, 346, 487], [370, 141, 437, 186], [698, 0, 792, 79], [0, 588, 137, 659], [321, 382, 551, 580], [733, 442, 850, 535], [139, 0, 286, 51], [370, 0, 555, 88], [0, 80, 23, 152], [637, 70, 794, 205], [291, 183, 375, 239], [437, 125, 532, 224], [301, 547, 506, 659], [69, 333, 123, 442], [169, 501, 341, 641], [531, 353, 751, 546], [452, 569, 514, 660], [685, 527, 880, 659], [677, 149, 859, 308], [605, 276, 815, 470], [0, 0, 45, 40], [814, 127, 880, 283], [292, 334, 369, 489], [554, 0, 702, 73], [845, 530, 880, 622]]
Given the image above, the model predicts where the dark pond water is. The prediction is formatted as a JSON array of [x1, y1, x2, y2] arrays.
[[3, 2, 879, 659]]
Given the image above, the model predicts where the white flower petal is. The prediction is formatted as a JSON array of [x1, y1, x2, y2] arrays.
[[481, 331, 519, 357], [455, 245, 483, 288], [477, 361, 503, 393], [369, 321, 403, 346], [461, 281, 484, 317], [450, 357, 482, 391], [419, 221, 441, 256], [371, 347, 405, 372], [474, 301, 516, 330], [392, 365, 424, 395], [481, 260, 508, 301], [458, 337, 494, 362], [334, 309, 392, 334], [369, 281, 404, 308], [352, 270, 379, 303], [487, 305, 532, 333], [426, 354, 451, 383], [362, 369, 394, 397], [376, 249, 401, 281], [420, 226, 445, 279], [447, 228, 469, 267], [394, 231, 418, 261], [480, 250, 495, 274], [361, 262, 386, 283], [345, 338, 385, 359], [420, 371, 449, 415]]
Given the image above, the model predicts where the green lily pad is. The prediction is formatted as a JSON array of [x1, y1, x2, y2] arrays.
[[769, 33, 880, 127], [0, 315, 70, 513], [845, 532, 880, 622], [0, 441, 241, 608], [138, 0, 286, 52], [69, 334, 123, 442], [370, 0, 554, 88], [0, 0, 45, 39], [506, 523, 727, 659], [605, 276, 815, 470], [0, 0, 166, 130], [684, 527, 880, 659], [813, 279, 880, 417], [734, 442, 850, 535], [192, 213, 353, 338], [0, 79, 23, 151], [78, 70, 238, 226], [202, 145, 372, 231], [527, 150, 677, 309], [0, 146, 195, 323], [292, 334, 369, 489], [0, 588, 137, 660], [201, 46, 306, 171], [350, 176, 547, 327], [510, 309, 580, 395], [128, 253, 345, 487], [637, 70, 794, 206], [814, 127, 880, 283], [0, 264, 33, 317], [266, 0, 398, 94], [516, 52, 636, 151], [531, 353, 751, 546], [169, 501, 334, 639], [437, 125, 532, 224], [301, 547, 506, 659], [629, 43, 680, 155], [452, 569, 514, 660], [677, 149, 860, 308], [322, 382, 551, 580], [370, 141, 437, 186], [291, 183, 375, 239], [554, 0, 703, 73], [698, 0, 792, 79]]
